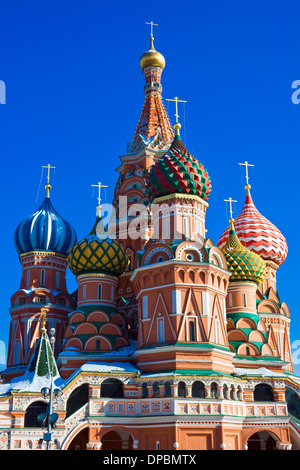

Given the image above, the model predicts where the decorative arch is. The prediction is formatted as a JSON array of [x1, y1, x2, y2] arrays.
[[142, 245, 173, 266], [74, 322, 98, 336], [85, 335, 113, 352], [87, 311, 110, 323], [237, 342, 260, 356]]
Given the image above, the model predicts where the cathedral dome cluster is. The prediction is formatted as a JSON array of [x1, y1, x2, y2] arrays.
[[147, 134, 212, 201], [67, 215, 128, 277], [14, 188, 77, 257]]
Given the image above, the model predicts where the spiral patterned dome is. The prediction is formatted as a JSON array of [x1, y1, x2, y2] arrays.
[[147, 134, 211, 200], [68, 215, 128, 277], [218, 188, 288, 267], [14, 190, 77, 256], [222, 219, 266, 285]]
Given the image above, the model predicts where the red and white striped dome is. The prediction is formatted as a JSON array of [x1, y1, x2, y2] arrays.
[[218, 189, 288, 267]]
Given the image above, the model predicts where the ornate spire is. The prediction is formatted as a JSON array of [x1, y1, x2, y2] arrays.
[[27, 311, 59, 379], [128, 27, 174, 153]]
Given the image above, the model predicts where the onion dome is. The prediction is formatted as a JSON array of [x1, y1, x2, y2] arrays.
[[14, 184, 77, 256], [222, 218, 266, 285], [140, 36, 165, 71], [148, 131, 211, 200], [218, 186, 288, 267], [68, 207, 128, 277]]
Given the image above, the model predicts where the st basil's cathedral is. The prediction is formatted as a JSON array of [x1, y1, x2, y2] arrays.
[[0, 28, 299, 451]]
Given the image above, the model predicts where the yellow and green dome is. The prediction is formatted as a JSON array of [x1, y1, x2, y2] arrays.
[[68, 215, 128, 277], [222, 219, 266, 285]]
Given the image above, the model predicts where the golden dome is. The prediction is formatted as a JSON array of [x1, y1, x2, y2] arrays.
[[139, 37, 165, 71]]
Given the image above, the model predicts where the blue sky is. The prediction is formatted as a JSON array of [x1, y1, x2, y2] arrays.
[[0, 0, 300, 372]]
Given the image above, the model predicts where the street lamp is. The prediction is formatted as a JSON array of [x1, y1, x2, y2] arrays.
[[38, 325, 60, 449]]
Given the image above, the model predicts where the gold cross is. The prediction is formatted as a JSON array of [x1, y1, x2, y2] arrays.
[[239, 160, 254, 185], [42, 164, 56, 185], [224, 197, 237, 220], [145, 21, 158, 38], [91, 182, 108, 207], [166, 96, 187, 123]]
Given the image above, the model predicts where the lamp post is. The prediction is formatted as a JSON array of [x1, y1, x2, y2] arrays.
[[38, 325, 62, 449]]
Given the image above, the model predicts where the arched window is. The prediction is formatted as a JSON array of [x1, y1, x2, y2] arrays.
[[192, 381, 205, 398], [286, 388, 300, 419], [164, 382, 171, 397], [24, 401, 48, 428], [237, 386, 242, 400], [211, 382, 218, 399], [223, 384, 228, 399], [66, 383, 89, 419], [96, 339, 101, 351], [142, 383, 148, 398], [189, 321, 195, 341], [153, 382, 160, 398], [178, 381, 186, 398], [230, 385, 235, 399], [254, 383, 274, 402], [101, 378, 124, 398]]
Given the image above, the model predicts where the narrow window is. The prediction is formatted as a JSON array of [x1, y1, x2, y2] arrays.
[[157, 317, 165, 343], [98, 284, 102, 300], [83, 285, 86, 301], [143, 296, 148, 319], [228, 293, 233, 308], [40, 269, 45, 288], [189, 321, 195, 341], [27, 270, 30, 288], [243, 293, 247, 307], [111, 285, 114, 301]]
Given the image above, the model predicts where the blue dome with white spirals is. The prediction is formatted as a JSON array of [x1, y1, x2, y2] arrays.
[[14, 189, 77, 256]]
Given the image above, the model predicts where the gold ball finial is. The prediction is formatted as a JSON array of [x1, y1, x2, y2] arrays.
[[45, 183, 51, 198], [139, 36, 166, 71]]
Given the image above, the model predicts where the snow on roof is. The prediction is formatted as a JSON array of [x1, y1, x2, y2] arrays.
[[0, 369, 61, 395], [233, 367, 286, 377]]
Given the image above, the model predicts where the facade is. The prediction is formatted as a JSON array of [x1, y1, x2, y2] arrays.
[[0, 32, 300, 451]]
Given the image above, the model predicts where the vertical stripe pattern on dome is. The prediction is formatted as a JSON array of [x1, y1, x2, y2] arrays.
[[14, 196, 77, 256]]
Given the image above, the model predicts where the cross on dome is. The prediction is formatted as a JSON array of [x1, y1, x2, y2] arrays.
[[239, 160, 254, 191], [145, 21, 158, 39], [42, 163, 56, 197], [224, 197, 237, 222], [166, 96, 187, 135], [91, 181, 108, 217]]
